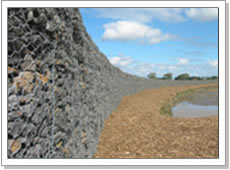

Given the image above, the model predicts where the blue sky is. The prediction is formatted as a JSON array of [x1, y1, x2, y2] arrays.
[[80, 8, 218, 78]]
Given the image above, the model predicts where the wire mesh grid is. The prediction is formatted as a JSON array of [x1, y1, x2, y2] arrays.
[[8, 7, 112, 159], [7, 8, 79, 158]]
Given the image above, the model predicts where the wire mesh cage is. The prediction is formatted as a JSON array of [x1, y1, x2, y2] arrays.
[[7, 8, 90, 158]]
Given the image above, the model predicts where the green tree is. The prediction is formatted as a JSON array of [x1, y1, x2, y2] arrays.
[[147, 72, 157, 79], [175, 73, 190, 80], [188, 76, 201, 80], [206, 76, 218, 80], [163, 73, 172, 80]]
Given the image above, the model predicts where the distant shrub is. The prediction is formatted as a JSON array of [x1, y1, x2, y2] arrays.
[[207, 76, 218, 80], [147, 72, 157, 79], [162, 73, 172, 80], [174, 74, 218, 80], [175, 73, 190, 80], [187, 76, 202, 80]]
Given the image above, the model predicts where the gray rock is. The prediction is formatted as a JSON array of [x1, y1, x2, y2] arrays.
[[8, 95, 18, 110], [27, 10, 33, 21], [26, 144, 43, 158]]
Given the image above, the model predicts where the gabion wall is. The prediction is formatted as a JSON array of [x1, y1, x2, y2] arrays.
[[7, 8, 216, 158]]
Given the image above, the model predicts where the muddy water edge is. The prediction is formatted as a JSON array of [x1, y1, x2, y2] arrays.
[[161, 86, 218, 117]]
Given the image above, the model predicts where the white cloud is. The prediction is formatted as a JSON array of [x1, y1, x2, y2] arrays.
[[109, 56, 133, 67], [185, 8, 218, 22], [177, 58, 189, 65], [103, 21, 176, 44], [137, 64, 155, 73], [93, 8, 186, 23], [84, 8, 217, 24], [168, 65, 178, 71], [208, 60, 218, 67]]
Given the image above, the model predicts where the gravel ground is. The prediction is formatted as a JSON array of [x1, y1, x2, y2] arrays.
[[94, 84, 218, 158]]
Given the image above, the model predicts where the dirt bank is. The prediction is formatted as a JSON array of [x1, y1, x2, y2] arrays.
[[94, 84, 218, 158]]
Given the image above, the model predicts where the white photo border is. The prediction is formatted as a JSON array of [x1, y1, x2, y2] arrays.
[[1, 0, 226, 166]]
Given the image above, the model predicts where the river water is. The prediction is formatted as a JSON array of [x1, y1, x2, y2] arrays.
[[172, 88, 218, 118]]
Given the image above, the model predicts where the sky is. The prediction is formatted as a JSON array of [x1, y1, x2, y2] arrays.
[[80, 8, 218, 78]]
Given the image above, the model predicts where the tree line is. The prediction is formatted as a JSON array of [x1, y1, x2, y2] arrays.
[[147, 72, 218, 80]]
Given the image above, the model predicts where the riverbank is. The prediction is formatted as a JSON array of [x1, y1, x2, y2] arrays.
[[94, 84, 218, 158]]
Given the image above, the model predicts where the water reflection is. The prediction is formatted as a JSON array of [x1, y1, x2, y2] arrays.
[[172, 102, 218, 118]]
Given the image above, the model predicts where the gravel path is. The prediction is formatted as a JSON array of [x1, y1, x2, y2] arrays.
[[94, 84, 218, 158]]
